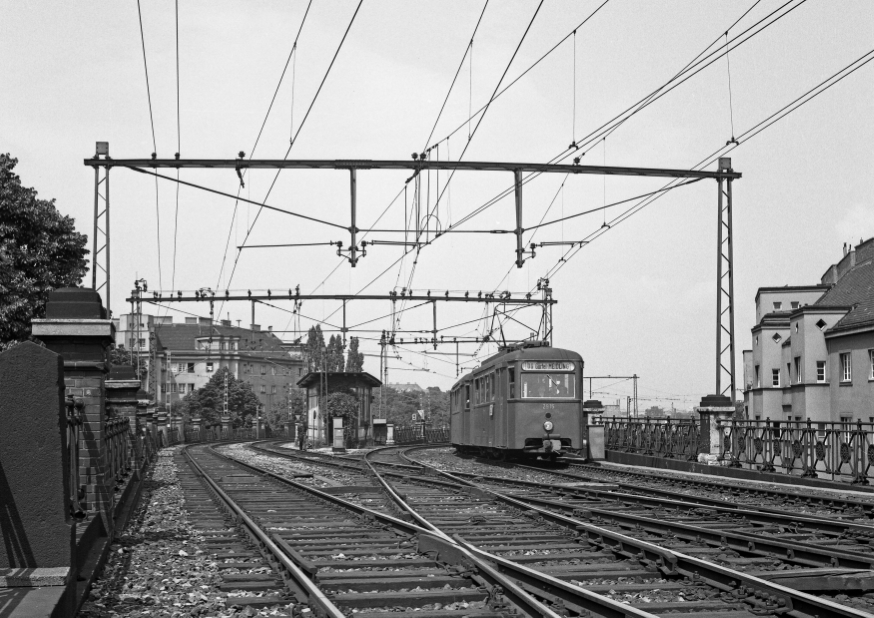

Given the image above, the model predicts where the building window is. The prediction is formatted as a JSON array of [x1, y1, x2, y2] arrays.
[[840, 353, 852, 382], [773, 301, 782, 310], [794, 323, 798, 333], [772, 368, 780, 387], [772, 333, 782, 344], [261, 364, 266, 375], [206, 362, 214, 373], [272, 385, 277, 394], [869, 349, 874, 380], [170, 383, 178, 393], [786, 363, 791, 384], [816, 361, 826, 383], [189, 384, 196, 393], [816, 318, 827, 331], [791, 301, 799, 309], [187, 363, 195, 373], [260, 385, 266, 394], [272, 366, 276, 375], [794, 357, 801, 383], [755, 365, 760, 387]]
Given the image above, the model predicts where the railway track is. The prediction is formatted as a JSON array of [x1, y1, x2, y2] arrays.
[[215, 441, 874, 616], [182, 443, 649, 618], [556, 460, 874, 520]]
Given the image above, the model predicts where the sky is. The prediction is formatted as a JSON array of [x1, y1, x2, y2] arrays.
[[3, 1, 873, 409]]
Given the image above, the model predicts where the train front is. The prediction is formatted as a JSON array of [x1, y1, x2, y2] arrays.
[[513, 354, 582, 459]]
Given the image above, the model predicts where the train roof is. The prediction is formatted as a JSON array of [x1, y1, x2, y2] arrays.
[[451, 343, 582, 389]]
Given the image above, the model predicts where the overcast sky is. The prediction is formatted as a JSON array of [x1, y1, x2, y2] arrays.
[[3, 1, 873, 408]]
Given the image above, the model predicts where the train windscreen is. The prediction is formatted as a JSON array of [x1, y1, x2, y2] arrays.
[[521, 372, 575, 398]]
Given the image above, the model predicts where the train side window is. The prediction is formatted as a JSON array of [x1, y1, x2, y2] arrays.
[[509, 368, 515, 398], [490, 371, 495, 401], [465, 385, 470, 409]]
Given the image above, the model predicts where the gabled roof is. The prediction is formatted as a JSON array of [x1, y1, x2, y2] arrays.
[[297, 371, 382, 388], [817, 259, 874, 334], [153, 323, 289, 356]]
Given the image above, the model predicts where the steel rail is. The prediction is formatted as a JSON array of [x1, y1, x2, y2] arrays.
[[402, 454, 874, 618], [204, 445, 569, 618], [84, 157, 742, 179], [182, 446, 346, 618], [565, 461, 874, 510], [225, 443, 663, 618], [446, 465, 873, 536]]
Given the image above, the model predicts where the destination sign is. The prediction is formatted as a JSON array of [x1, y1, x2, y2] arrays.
[[521, 361, 574, 372]]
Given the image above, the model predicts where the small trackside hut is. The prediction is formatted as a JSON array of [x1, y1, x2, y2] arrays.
[[450, 342, 584, 461]]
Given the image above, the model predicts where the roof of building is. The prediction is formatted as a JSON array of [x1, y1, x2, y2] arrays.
[[754, 284, 829, 301], [153, 323, 291, 357], [385, 382, 425, 392], [297, 371, 382, 388], [818, 257, 874, 334]]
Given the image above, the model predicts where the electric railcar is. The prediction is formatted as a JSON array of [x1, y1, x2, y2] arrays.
[[450, 342, 583, 460]]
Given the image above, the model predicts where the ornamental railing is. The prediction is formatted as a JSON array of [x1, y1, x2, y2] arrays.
[[602, 416, 700, 460], [105, 417, 132, 491], [394, 426, 450, 445], [717, 418, 873, 484], [65, 396, 86, 518]]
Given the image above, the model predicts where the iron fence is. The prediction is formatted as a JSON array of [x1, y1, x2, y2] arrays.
[[718, 418, 873, 484], [602, 416, 700, 460], [65, 396, 86, 518], [393, 426, 450, 445]]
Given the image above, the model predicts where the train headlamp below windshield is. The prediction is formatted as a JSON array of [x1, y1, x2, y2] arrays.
[[543, 420, 554, 432]]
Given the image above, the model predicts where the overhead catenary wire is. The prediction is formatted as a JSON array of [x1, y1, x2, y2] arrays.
[[171, 0, 181, 291], [422, 0, 489, 152], [224, 0, 365, 298], [446, 0, 804, 232], [540, 45, 874, 284], [135, 0, 162, 290]]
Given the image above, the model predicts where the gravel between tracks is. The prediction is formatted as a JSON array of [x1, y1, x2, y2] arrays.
[[216, 444, 369, 488], [79, 447, 294, 618]]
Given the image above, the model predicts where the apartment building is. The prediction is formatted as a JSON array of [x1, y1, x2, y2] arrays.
[[114, 314, 305, 412], [743, 238, 874, 423]]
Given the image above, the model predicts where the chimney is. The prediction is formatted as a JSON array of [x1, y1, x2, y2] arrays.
[[250, 324, 261, 332], [236, 320, 241, 328], [268, 325, 273, 332], [221, 319, 231, 327]]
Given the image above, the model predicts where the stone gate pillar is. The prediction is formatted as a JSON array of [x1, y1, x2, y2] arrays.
[[106, 365, 140, 422], [696, 394, 735, 463], [582, 400, 605, 460], [32, 287, 115, 519], [156, 409, 169, 445]]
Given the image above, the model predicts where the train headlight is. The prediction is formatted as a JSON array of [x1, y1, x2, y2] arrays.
[[543, 420, 554, 432]]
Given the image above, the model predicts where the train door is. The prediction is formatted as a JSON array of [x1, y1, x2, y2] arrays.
[[462, 382, 471, 444], [496, 367, 507, 448]]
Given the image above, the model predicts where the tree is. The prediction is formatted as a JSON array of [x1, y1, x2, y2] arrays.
[[182, 367, 260, 427], [321, 391, 360, 440], [109, 345, 148, 383], [306, 325, 326, 372], [345, 337, 364, 372], [325, 335, 346, 371], [0, 154, 89, 350]]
